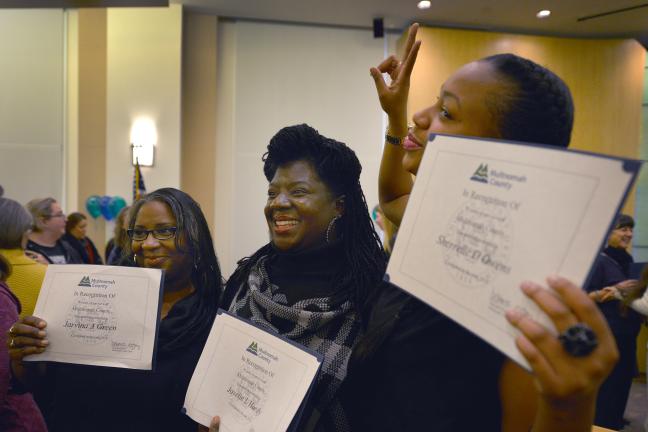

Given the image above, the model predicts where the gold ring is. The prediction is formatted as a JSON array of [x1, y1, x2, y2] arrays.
[[8, 325, 16, 335], [9, 338, 15, 348]]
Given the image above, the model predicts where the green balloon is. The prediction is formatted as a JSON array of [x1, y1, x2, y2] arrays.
[[108, 196, 127, 219], [85, 195, 101, 218]]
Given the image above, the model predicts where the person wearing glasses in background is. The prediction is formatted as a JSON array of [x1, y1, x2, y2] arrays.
[[7, 188, 223, 431], [25, 198, 82, 265]]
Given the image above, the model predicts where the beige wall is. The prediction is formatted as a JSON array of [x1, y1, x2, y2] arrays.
[[181, 12, 218, 230], [0, 10, 65, 205], [407, 27, 646, 215], [106, 5, 183, 221], [77, 8, 108, 255]]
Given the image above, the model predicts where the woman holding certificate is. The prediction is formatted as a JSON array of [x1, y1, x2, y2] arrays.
[[345, 24, 619, 432], [220, 124, 386, 431], [7, 188, 223, 432]]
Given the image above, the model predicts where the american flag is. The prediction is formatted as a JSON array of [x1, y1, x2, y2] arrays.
[[133, 159, 147, 202]]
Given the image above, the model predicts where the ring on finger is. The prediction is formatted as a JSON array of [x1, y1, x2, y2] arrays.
[[8, 325, 17, 335], [558, 323, 598, 357], [9, 338, 16, 348]]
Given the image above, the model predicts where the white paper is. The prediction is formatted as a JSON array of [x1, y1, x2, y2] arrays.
[[184, 312, 322, 432], [25, 264, 162, 369], [387, 134, 640, 369]]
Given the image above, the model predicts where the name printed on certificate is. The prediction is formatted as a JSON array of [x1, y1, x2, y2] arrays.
[[387, 134, 640, 369], [184, 311, 322, 432], [25, 264, 163, 370]]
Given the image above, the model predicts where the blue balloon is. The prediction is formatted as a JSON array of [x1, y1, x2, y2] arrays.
[[100, 195, 113, 220]]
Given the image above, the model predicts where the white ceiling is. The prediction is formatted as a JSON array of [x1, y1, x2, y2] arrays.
[[175, 0, 648, 45]]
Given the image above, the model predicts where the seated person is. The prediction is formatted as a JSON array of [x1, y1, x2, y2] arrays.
[[25, 198, 82, 265]]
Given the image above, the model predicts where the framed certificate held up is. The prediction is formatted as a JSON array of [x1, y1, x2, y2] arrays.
[[183, 310, 323, 432], [387, 134, 641, 370], [25, 264, 163, 370]]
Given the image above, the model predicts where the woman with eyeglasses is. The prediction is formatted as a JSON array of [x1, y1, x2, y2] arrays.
[[7, 188, 223, 432], [25, 197, 83, 265]]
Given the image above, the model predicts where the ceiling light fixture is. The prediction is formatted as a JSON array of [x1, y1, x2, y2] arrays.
[[536, 9, 551, 18], [417, 1, 431, 10]]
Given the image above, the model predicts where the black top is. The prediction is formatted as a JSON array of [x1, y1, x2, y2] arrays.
[[341, 284, 505, 432], [62, 234, 104, 265], [26, 239, 83, 265], [265, 242, 345, 305], [585, 246, 642, 336], [38, 293, 212, 432]]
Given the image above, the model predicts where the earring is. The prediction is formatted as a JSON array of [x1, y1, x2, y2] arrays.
[[326, 215, 341, 244]]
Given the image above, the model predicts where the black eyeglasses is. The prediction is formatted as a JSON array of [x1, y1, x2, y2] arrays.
[[127, 227, 177, 241]]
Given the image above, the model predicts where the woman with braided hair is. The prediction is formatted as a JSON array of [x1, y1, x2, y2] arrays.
[[340, 24, 618, 431], [217, 123, 386, 431]]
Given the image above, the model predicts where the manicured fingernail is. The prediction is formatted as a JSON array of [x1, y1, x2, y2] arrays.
[[505, 309, 522, 322], [38, 321, 47, 328], [547, 274, 560, 285], [38, 331, 46, 337], [40, 340, 49, 346], [520, 281, 533, 294]]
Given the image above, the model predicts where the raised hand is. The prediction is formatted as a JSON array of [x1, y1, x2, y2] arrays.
[[369, 23, 421, 130], [506, 276, 617, 429]]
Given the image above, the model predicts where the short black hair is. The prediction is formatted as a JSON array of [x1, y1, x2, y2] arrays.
[[483, 53, 574, 148], [615, 214, 635, 230]]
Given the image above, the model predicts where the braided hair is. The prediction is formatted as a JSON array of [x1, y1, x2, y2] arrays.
[[226, 124, 386, 314], [483, 53, 574, 148]]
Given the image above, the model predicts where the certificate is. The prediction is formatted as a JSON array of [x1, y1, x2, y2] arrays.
[[183, 310, 322, 431], [25, 264, 163, 370], [387, 134, 641, 369]]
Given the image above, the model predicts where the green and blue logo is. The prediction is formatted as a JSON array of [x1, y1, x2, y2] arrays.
[[470, 164, 488, 183], [78, 276, 92, 287], [246, 341, 258, 356]]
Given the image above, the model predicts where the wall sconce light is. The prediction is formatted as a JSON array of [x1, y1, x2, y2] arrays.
[[130, 117, 157, 166]]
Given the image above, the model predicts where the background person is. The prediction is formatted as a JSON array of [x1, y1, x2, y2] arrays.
[[585, 214, 642, 430], [0, 197, 47, 317], [25, 197, 82, 265], [106, 205, 131, 265], [0, 254, 47, 431], [63, 212, 103, 265], [8, 188, 223, 432], [346, 23, 618, 432], [221, 124, 386, 431]]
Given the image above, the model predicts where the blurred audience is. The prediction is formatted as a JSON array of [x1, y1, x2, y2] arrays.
[[0, 254, 47, 431], [25, 197, 82, 265], [0, 197, 47, 317], [63, 212, 103, 265], [106, 206, 131, 266]]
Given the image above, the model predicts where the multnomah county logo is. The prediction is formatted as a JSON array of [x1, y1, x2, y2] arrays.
[[470, 163, 488, 183], [78, 276, 92, 287], [246, 341, 258, 356]]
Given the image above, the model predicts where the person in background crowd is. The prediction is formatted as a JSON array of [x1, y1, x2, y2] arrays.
[[219, 124, 386, 431], [0, 197, 47, 317], [343, 23, 618, 432], [8, 188, 223, 432], [0, 254, 47, 431], [585, 214, 642, 430], [63, 212, 103, 265], [26, 197, 82, 265], [106, 206, 131, 265]]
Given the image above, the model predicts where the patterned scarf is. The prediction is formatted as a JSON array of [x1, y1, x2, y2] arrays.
[[228, 256, 362, 431]]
